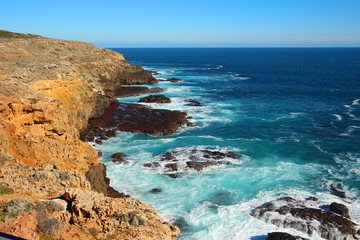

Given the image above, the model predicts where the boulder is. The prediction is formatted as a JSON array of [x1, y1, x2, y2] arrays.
[[139, 95, 171, 103], [330, 202, 350, 219], [111, 152, 127, 163]]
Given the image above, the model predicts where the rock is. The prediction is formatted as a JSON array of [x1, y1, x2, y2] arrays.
[[149, 188, 162, 194], [59, 188, 179, 239], [147, 148, 237, 173], [184, 99, 202, 106], [115, 86, 164, 98], [139, 94, 171, 103], [167, 78, 182, 82], [87, 102, 191, 135], [4, 198, 36, 217], [0, 36, 157, 174], [165, 163, 178, 171], [37, 218, 66, 236], [251, 197, 357, 240], [107, 187, 128, 198], [329, 202, 350, 219], [329, 183, 346, 198], [266, 232, 308, 240], [307, 196, 318, 201], [111, 152, 127, 163], [85, 163, 108, 195], [0, 212, 39, 240]]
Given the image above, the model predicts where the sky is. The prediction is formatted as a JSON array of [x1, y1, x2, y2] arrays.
[[1, 0, 360, 47]]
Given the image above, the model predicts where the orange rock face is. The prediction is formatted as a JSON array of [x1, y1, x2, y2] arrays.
[[0, 37, 155, 172], [0, 35, 178, 239]]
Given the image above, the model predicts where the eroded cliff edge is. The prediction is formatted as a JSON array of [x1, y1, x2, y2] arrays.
[[0, 33, 179, 239]]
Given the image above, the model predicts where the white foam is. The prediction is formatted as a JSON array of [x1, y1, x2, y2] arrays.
[[332, 114, 343, 121], [352, 99, 360, 106]]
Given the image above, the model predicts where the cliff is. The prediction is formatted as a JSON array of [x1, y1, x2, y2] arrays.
[[0, 32, 179, 239]]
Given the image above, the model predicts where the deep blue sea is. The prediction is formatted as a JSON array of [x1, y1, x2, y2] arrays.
[[96, 48, 360, 239]]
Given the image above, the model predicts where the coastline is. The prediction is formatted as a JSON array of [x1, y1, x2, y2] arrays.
[[0, 35, 180, 239]]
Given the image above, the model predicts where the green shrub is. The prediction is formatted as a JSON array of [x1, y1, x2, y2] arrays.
[[28, 98, 39, 104], [38, 234, 55, 240], [0, 185, 13, 195]]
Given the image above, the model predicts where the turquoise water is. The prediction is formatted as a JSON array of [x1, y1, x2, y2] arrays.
[[94, 48, 360, 239]]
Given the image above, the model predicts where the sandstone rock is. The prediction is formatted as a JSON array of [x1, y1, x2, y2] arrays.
[[58, 188, 179, 240], [85, 163, 109, 196], [0, 212, 39, 240], [139, 95, 171, 103], [0, 36, 156, 173]]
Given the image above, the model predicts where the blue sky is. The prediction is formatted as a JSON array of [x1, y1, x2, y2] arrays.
[[1, 0, 360, 47]]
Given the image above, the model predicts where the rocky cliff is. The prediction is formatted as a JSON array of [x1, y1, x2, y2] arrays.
[[0, 32, 179, 239]]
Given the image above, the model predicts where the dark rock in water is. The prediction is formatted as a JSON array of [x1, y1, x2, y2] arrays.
[[173, 217, 192, 232], [329, 183, 346, 198], [164, 173, 179, 179], [149, 70, 162, 76], [115, 86, 164, 98], [251, 197, 356, 240], [184, 99, 202, 106], [166, 78, 182, 82], [149, 188, 162, 193], [165, 163, 178, 171], [139, 94, 171, 103], [98, 151, 103, 158], [306, 196, 318, 201], [330, 202, 350, 219], [95, 138, 103, 145], [111, 152, 127, 163], [147, 148, 237, 174], [87, 102, 191, 135], [266, 232, 308, 240]]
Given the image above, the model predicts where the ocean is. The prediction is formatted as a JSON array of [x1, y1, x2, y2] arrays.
[[95, 48, 360, 239]]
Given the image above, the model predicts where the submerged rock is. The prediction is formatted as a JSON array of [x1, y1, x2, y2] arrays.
[[251, 197, 357, 240], [139, 94, 171, 103]]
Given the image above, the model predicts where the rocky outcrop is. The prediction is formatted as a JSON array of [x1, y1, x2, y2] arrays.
[[144, 148, 237, 174], [251, 197, 357, 240], [184, 99, 202, 106], [139, 94, 171, 103], [85, 102, 192, 135]]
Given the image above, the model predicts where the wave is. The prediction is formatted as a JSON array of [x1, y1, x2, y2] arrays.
[[332, 114, 343, 121], [352, 99, 360, 106]]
